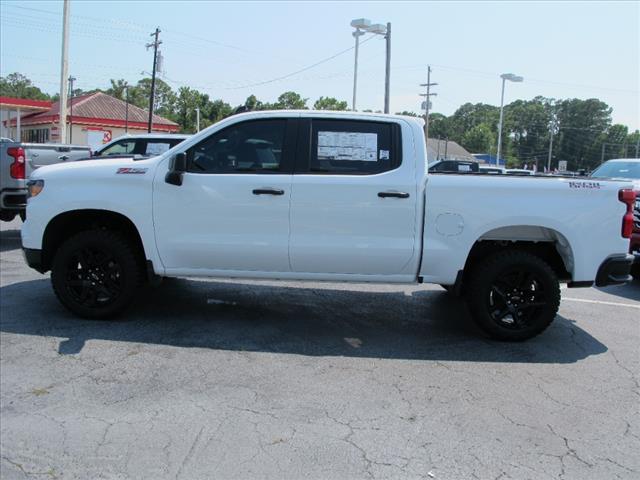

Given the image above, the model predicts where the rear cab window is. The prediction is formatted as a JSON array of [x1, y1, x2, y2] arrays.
[[299, 119, 401, 174]]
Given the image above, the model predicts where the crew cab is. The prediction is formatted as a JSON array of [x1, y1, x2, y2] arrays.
[[21, 111, 636, 341]]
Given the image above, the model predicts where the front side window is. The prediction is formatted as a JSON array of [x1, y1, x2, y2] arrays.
[[187, 120, 286, 173], [98, 140, 135, 156], [308, 120, 398, 174]]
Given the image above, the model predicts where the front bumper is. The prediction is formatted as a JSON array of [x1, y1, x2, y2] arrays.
[[22, 248, 46, 274], [595, 254, 634, 287]]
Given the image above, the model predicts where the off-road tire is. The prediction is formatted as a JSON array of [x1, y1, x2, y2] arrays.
[[465, 250, 560, 341], [51, 230, 142, 319]]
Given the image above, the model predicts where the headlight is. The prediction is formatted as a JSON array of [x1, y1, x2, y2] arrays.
[[27, 179, 44, 199]]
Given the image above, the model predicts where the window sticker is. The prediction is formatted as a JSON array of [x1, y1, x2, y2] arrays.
[[146, 142, 171, 155], [458, 164, 471, 172], [318, 131, 378, 162], [379, 149, 390, 160]]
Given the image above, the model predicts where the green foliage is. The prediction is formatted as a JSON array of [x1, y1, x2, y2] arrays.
[[461, 123, 494, 153], [0, 73, 50, 100], [314, 96, 348, 111], [273, 91, 308, 110], [395, 111, 419, 117]]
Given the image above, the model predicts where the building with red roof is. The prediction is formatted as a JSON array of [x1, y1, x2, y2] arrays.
[[2, 92, 179, 149]]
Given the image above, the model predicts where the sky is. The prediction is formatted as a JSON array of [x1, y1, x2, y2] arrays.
[[1, 1, 638, 130]]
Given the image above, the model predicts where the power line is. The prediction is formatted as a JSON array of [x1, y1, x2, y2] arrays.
[[224, 35, 376, 90]]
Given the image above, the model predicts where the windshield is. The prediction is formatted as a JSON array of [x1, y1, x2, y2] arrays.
[[591, 161, 640, 180]]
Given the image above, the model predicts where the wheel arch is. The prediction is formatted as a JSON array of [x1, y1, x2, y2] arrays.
[[453, 224, 575, 294], [41, 209, 147, 272]]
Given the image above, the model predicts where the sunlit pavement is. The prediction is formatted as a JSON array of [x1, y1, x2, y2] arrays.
[[1, 217, 638, 480]]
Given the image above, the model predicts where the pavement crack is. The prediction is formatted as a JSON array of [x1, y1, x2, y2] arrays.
[[175, 425, 205, 480]]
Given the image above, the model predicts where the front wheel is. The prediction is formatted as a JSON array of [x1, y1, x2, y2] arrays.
[[465, 250, 560, 341], [51, 230, 142, 319]]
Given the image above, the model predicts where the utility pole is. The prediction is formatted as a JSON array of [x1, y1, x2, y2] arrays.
[[546, 117, 558, 172], [124, 83, 129, 133], [146, 27, 162, 133], [419, 65, 438, 148], [58, 0, 70, 144], [68, 75, 76, 143], [195, 107, 200, 132], [444, 137, 449, 159], [383, 22, 391, 114], [635, 138, 639, 158]]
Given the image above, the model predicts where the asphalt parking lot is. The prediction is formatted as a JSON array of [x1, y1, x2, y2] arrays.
[[1, 216, 638, 480]]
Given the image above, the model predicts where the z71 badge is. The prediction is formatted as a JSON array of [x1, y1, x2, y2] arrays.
[[116, 168, 148, 174]]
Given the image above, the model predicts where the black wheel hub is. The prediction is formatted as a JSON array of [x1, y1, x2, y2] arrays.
[[488, 270, 548, 330], [65, 247, 122, 308]]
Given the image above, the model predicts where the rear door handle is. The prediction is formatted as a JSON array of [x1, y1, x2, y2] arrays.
[[58, 155, 70, 161], [253, 188, 284, 196], [378, 191, 410, 199]]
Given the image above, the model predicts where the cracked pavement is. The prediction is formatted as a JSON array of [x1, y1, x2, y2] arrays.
[[1, 217, 639, 479]]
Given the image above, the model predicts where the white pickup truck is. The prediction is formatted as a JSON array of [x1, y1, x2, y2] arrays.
[[21, 111, 636, 341]]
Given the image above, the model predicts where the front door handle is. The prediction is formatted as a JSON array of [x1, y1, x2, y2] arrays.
[[378, 191, 410, 199], [253, 188, 284, 196], [58, 155, 70, 161]]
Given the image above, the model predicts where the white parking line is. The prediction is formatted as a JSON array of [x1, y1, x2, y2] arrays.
[[562, 297, 640, 309]]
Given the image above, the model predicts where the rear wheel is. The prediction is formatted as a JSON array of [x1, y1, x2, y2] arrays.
[[465, 250, 560, 341], [51, 230, 142, 319]]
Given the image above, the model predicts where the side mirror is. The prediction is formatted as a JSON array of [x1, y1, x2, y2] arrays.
[[165, 152, 187, 186]]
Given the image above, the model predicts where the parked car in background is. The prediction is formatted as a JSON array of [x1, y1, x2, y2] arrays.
[[591, 158, 640, 278], [1, 141, 91, 222], [428, 159, 479, 173], [479, 165, 504, 174], [90, 133, 190, 159], [505, 169, 535, 176]]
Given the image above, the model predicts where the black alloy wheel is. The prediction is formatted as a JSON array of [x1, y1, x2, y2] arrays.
[[51, 230, 142, 318], [465, 250, 560, 341]]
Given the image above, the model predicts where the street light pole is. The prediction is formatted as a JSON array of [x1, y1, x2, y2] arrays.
[[350, 19, 370, 111], [496, 73, 523, 167], [351, 30, 362, 110], [384, 22, 391, 114], [496, 77, 507, 168]]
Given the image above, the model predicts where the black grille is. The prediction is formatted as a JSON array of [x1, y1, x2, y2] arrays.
[[634, 193, 640, 230]]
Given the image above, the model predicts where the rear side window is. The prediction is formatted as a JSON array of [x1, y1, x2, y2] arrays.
[[308, 120, 400, 174]]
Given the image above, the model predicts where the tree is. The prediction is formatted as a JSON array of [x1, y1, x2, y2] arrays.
[[0, 73, 50, 100], [273, 91, 307, 109], [554, 98, 612, 170], [395, 111, 419, 117], [127, 78, 176, 118], [428, 113, 452, 139], [105, 79, 129, 100], [461, 123, 494, 153], [314, 96, 348, 111]]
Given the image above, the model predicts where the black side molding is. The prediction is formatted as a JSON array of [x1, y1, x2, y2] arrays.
[[595, 254, 634, 287]]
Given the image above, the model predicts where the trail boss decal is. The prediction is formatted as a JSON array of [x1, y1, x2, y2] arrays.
[[568, 181, 601, 190], [116, 168, 148, 175]]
